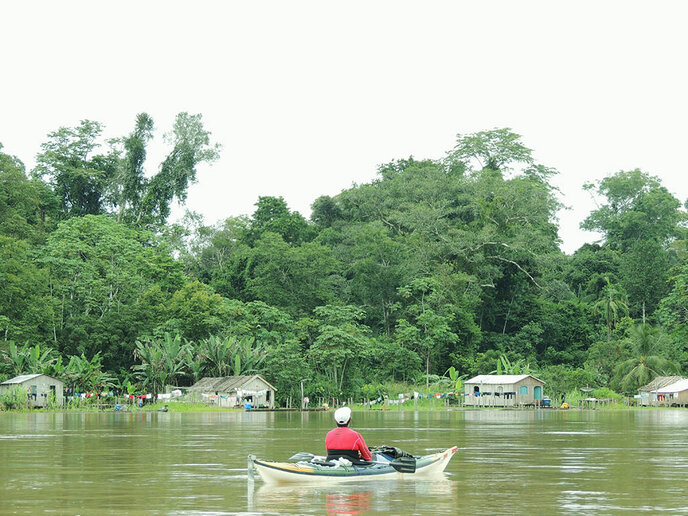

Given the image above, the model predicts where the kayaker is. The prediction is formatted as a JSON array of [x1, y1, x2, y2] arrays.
[[325, 406, 373, 462]]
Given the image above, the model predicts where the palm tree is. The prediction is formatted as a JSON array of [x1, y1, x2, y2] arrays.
[[594, 278, 629, 341], [133, 333, 190, 394], [613, 324, 678, 393]]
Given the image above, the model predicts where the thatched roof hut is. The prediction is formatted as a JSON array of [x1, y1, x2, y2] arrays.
[[189, 375, 276, 408]]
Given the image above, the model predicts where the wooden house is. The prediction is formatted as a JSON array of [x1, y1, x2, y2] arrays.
[[637, 376, 685, 406], [653, 378, 688, 406], [189, 375, 276, 408], [464, 374, 545, 407], [0, 374, 64, 408]]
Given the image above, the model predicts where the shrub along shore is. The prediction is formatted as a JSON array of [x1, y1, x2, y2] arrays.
[[0, 382, 665, 413]]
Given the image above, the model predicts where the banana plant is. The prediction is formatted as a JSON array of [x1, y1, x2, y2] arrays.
[[3, 342, 57, 376], [491, 354, 532, 375], [445, 366, 465, 391]]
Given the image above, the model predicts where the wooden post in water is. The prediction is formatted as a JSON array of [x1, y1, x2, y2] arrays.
[[300, 381, 304, 411]]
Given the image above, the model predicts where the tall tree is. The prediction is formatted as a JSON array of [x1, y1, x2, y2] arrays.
[[246, 232, 343, 314], [582, 170, 685, 250], [396, 277, 460, 386], [0, 143, 58, 242], [581, 169, 686, 317], [593, 278, 629, 341], [0, 236, 52, 343], [445, 127, 537, 174], [658, 263, 688, 341], [308, 305, 371, 392], [245, 196, 315, 246], [34, 113, 220, 226], [164, 280, 226, 342], [34, 120, 117, 218], [44, 215, 184, 362], [113, 113, 155, 223], [138, 112, 220, 224], [329, 221, 410, 336]]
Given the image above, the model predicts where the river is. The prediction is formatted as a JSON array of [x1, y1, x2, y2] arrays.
[[1, 408, 687, 514]]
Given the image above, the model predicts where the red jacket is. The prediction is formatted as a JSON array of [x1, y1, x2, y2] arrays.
[[325, 426, 372, 461]]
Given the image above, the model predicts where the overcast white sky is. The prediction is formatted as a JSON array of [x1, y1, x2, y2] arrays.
[[2, 1, 687, 253]]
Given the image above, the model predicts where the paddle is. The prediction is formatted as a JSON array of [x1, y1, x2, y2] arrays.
[[288, 452, 417, 473], [384, 456, 416, 473]]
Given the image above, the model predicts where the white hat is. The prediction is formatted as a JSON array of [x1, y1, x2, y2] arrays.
[[334, 406, 352, 425]]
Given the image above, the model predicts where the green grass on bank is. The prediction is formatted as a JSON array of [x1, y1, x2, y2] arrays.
[[0, 380, 674, 413]]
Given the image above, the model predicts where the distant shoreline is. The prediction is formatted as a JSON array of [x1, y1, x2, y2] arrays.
[[2, 402, 686, 414]]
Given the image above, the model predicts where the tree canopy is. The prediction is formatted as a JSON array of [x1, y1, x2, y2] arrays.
[[2, 126, 687, 402]]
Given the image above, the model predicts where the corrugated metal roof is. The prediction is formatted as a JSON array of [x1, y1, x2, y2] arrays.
[[655, 379, 688, 394], [465, 374, 545, 385], [188, 375, 276, 392], [638, 376, 685, 392], [1, 374, 45, 385]]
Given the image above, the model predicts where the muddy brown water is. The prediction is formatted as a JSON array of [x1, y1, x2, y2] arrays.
[[1, 409, 687, 514]]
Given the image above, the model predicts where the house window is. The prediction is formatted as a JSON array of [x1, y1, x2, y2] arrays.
[[266, 391, 271, 402], [520, 386, 529, 395]]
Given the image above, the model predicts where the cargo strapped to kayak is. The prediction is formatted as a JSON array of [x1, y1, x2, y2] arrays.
[[369, 445, 415, 459]]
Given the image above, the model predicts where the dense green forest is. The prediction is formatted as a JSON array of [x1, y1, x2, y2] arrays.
[[2, 115, 687, 404]]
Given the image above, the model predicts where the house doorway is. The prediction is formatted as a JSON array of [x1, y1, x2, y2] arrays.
[[534, 385, 542, 401]]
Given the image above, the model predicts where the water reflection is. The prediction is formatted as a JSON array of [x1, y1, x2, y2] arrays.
[[250, 479, 457, 515], [3, 410, 688, 514]]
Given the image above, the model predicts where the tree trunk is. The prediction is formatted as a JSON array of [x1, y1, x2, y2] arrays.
[[426, 355, 430, 389]]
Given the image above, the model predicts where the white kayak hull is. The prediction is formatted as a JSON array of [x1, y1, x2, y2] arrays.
[[250, 446, 458, 484]]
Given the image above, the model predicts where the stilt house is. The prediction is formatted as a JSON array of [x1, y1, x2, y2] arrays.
[[653, 378, 688, 406], [464, 374, 545, 407], [637, 376, 685, 406], [0, 374, 64, 408]]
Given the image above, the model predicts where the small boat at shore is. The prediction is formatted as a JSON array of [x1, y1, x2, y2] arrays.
[[248, 446, 458, 484]]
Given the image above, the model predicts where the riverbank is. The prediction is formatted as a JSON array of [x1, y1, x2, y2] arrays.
[[2, 398, 685, 414]]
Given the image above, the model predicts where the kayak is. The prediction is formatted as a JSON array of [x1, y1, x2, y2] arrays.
[[248, 446, 458, 484]]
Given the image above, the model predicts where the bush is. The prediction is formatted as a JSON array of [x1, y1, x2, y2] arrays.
[[537, 365, 596, 401], [591, 387, 623, 402], [0, 386, 27, 410]]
